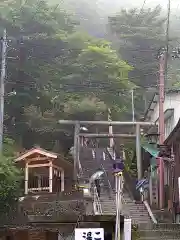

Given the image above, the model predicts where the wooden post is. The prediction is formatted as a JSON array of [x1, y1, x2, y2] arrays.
[[25, 162, 28, 195], [49, 162, 53, 193], [38, 175, 41, 189], [61, 170, 64, 192]]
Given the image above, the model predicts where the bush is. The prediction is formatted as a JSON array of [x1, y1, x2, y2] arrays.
[[0, 155, 22, 214], [132, 225, 140, 240]]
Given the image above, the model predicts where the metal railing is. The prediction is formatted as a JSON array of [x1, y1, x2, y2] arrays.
[[92, 184, 102, 215], [143, 199, 158, 224]]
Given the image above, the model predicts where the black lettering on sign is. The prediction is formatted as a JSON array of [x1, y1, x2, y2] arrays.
[[94, 231, 101, 240], [82, 232, 92, 240], [82, 231, 102, 240]]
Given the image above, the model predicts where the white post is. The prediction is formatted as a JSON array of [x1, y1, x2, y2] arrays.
[[49, 162, 53, 193], [25, 162, 28, 194], [115, 176, 117, 204], [61, 170, 64, 192], [124, 218, 132, 240], [115, 172, 123, 240]]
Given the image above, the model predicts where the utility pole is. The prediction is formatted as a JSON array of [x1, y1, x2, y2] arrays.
[[157, 44, 180, 209], [0, 29, 7, 154], [159, 49, 165, 209]]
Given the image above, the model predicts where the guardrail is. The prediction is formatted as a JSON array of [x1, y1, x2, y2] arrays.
[[143, 200, 158, 224]]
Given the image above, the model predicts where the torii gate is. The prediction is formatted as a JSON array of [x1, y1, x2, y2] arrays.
[[58, 120, 155, 181]]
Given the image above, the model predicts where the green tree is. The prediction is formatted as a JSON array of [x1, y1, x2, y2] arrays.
[[108, 5, 166, 114], [109, 6, 166, 85], [0, 155, 22, 215], [0, 0, 134, 153]]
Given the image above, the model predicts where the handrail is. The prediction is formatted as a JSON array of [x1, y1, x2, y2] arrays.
[[92, 184, 102, 215], [143, 200, 157, 224]]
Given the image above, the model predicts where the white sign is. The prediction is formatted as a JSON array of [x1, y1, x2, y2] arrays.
[[75, 228, 104, 240], [124, 218, 131, 240]]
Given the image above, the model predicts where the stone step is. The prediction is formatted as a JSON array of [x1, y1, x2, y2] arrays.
[[139, 238, 179, 240], [138, 223, 180, 240], [99, 192, 151, 224], [139, 229, 180, 237], [153, 223, 180, 230]]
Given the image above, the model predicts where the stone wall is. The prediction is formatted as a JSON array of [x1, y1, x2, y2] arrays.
[[28, 230, 46, 240]]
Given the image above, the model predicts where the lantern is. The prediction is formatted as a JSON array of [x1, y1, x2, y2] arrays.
[[113, 158, 124, 174], [145, 132, 159, 145]]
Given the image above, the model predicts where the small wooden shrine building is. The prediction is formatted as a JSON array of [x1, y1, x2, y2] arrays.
[[15, 147, 73, 195]]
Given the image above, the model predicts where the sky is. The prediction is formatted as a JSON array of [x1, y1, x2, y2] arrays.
[[134, 0, 179, 9], [98, 0, 179, 13]]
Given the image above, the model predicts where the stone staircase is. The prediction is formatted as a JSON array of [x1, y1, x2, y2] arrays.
[[79, 147, 151, 224], [79, 147, 114, 189], [138, 224, 180, 239], [99, 192, 151, 224]]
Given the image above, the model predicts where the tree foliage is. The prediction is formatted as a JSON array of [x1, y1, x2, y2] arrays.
[[108, 5, 166, 114], [109, 5, 166, 85], [0, 155, 22, 214], [0, 0, 134, 153]]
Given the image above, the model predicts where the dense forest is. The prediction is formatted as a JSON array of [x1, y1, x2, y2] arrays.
[[1, 0, 180, 154], [0, 0, 180, 153], [0, 0, 135, 154], [1, 0, 180, 155], [1, 0, 180, 211]]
